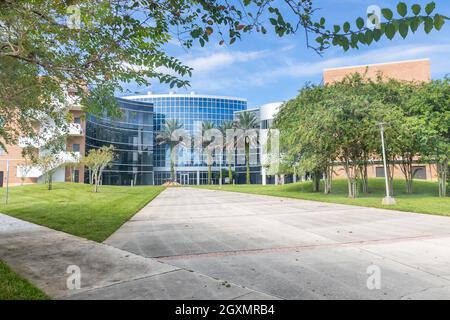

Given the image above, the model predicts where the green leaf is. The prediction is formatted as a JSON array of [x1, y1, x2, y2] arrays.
[[230, 37, 236, 44], [341, 36, 349, 51], [425, 2, 435, 15], [333, 25, 341, 33], [398, 21, 409, 38], [373, 28, 382, 41], [356, 17, 364, 29], [434, 14, 445, 30], [381, 8, 393, 20], [424, 17, 433, 33], [411, 4, 421, 15], [410, 17, 421, 32], [351, 33, 358, 46], [243, 0, 251, 6], [385, 23, 396, 39], [365, 30, 373, 44], [269, 18, 277, 25], [320, 17, 326, 25], [343, 21, 350, 33], [397, 2, 407, 17], [358, 32, 366, 44], [332, 36, 338, 46]]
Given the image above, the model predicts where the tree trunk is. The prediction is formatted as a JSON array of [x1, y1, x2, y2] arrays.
[[228, 164, 232, 184], [312, 171, 320, 192], [93, 170, 98, 193], [399, 156, 413, 194], [343, 160, 358, 198], [387, 160, 395, 196], [437, 161, 448, 197], [359, 162, 369, 194], [324, 164, 333, 195], [169, 145, 175, 182], [48, 173, 53, 191], [89, 168, 93, 185]]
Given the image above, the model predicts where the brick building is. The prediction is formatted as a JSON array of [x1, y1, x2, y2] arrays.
[[323, 58, 437, 182], [0, 90, 86, 187]]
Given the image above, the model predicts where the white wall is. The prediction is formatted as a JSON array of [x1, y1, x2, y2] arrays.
[[37, 166, 66, 183]]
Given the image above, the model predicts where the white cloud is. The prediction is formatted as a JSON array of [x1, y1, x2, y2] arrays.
[[181, 48, 270, 74], [246, 43, 450, 85], [146, 42, 450, 97]]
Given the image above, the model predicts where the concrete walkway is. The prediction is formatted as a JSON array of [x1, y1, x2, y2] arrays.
[[105, 187, 450, 299], [0, 214, 277, 299]]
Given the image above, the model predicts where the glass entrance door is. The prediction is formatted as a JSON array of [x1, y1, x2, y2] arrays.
[[180, 173, 189, 185]]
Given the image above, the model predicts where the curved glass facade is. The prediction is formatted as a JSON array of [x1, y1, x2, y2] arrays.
[[125, 93, 247, 185], [85, 98, 154, 185]]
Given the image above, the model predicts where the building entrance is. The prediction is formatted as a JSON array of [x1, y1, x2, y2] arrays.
[[180, 173, 189, 185]]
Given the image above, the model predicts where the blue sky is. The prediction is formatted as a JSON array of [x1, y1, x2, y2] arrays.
[[123, 0, 450, 108]]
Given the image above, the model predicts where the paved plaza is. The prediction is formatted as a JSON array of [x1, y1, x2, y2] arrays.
[[106, 187, 450, 299]]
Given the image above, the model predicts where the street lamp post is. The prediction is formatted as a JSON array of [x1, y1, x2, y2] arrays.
[[379, 123, 396, 205]]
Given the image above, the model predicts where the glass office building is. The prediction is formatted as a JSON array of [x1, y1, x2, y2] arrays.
[[85, 98, 154, 185], [123, 92, 247, 185]]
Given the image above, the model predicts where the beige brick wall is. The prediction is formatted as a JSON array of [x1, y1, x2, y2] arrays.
[[0, 144, 37, 186], [332, 163, 438, 181], [323, 59, 430, 84], [1, 109, 86, 187]]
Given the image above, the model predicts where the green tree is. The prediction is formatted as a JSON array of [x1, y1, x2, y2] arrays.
[[368, 78, 407, 196], [1, 1, 447, 149], [406, 78, 450, 197], [274, 84, 338, 194], [30, 134, 68, 190], [156, 119, 184, 182], [35, 155, 60, 191], [81, 145, 115, 192], [276, 74, 405, 198], [234, 111, 258, 184]]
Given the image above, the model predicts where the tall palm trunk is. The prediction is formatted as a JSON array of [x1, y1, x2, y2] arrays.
[[169, 145, 175, 181], [245, 141, 250, 184], [207, 154, 212, 185], [227, 147, 233, 183]]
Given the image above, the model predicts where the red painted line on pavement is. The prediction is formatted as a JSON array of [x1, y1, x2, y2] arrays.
[[157, 234, 446, 261]]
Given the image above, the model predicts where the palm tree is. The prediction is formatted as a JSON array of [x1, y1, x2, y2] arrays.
[[156, 119, 183, 182], [202, 121, 216, 185], [219, 121, 234, 184], [234, 111, 258, 184]]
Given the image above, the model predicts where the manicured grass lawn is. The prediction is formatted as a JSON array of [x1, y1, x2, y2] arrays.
[[0, 183, 165, 242], [0, 260, 49, 300], [198, 178, 450, 216]]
